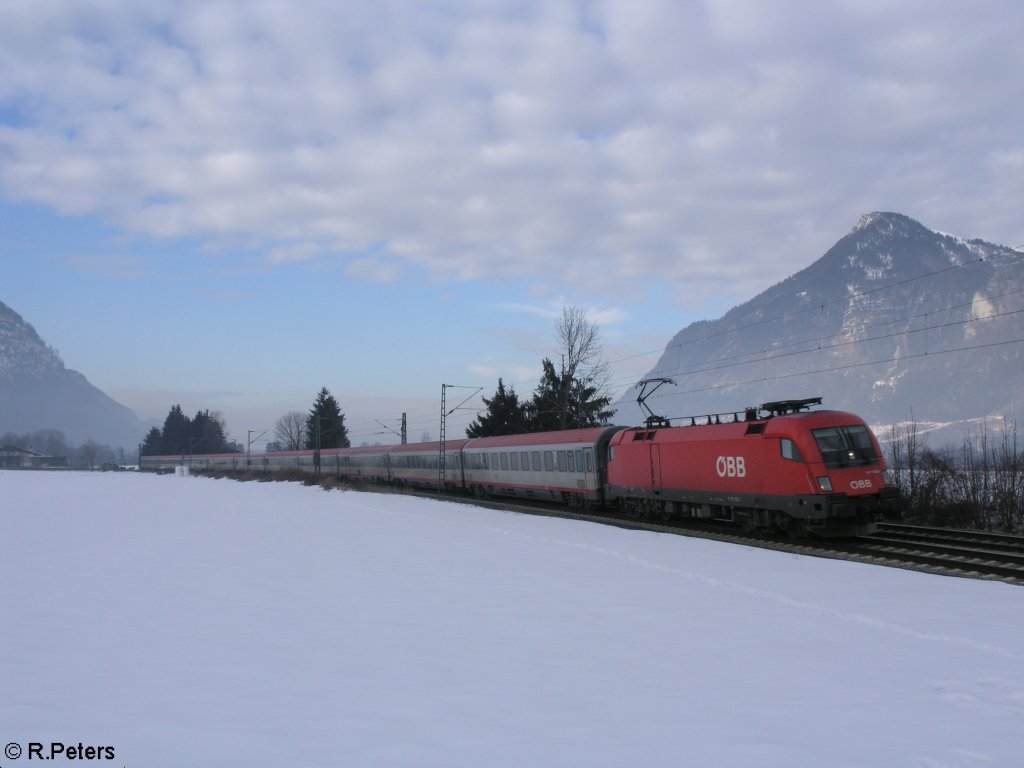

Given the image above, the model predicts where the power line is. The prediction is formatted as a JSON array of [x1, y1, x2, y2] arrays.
[[602, 240, 1024, 384], [330, 238, 1024, 441], [645, 335, 1024, 419]]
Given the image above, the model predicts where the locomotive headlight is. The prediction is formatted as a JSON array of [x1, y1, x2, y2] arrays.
[[817, 476, 833, 492]]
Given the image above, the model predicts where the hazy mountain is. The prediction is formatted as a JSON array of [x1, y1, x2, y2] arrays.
[[0, 299, 144, 449], [617, 212, 1024, 442]]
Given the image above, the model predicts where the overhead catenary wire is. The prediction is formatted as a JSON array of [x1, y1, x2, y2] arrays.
[[594, 240, 1024, 394], [342, 239, 1024, 442]]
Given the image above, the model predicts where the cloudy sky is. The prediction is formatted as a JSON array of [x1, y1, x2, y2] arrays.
[[3, 0, 1022, 445]]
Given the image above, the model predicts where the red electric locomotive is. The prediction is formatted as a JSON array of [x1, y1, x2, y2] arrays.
[[605, 398, 898, 536]]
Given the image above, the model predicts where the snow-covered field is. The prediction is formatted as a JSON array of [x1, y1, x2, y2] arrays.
[[3, 471, 1023, 767]]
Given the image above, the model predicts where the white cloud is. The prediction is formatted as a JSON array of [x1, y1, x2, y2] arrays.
[[468, 365, 497, 378], [2, 0, 1022, 305]]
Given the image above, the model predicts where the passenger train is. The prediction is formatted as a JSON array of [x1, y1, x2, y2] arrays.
[[141, 398, 899, 536]]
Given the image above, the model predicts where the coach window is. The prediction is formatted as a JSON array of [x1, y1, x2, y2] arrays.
[[510, 452, 519, 471], [557, 451, 567, 471], [500, 452, 508, 470], [544, 451, 554, 471], [567, 451, 576, 472], [532, 451, 541, 471], [524, 451, 533, 471], [575, 450, 584, 472], [585, 448, 595, 472], [781, 438, 804, 462]]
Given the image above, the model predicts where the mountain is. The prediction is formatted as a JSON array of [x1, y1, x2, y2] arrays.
[[618, 212, 1024, 442], [0, 299, 145, 448]]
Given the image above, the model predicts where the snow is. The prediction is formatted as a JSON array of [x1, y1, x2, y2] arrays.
[[3, 471, 1023, 767]]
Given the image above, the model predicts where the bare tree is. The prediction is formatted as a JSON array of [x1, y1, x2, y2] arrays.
[[993, 418, 1022, 531], [887, 416, 1024, 531], [557, 306, 604, 382], [542, 306, 615, 429], [80, 439, 99, 471], [274, 411, 307, 451]]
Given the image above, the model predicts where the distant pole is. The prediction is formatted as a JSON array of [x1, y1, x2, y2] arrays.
[[401, 413, 407, 445], [315, 415, 322, 477], [188, 437, 203, 469], [438, 384, 483, 490], [439, 386, 447, 489], [244, 429, 267, 473]]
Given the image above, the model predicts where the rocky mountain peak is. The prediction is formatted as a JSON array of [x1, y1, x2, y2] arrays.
[[619, 213, 1023, 443], [0, 298, 144, 447], [0, 300, 65, 380]]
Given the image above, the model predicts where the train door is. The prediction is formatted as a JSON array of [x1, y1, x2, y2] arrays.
[[583, 447, 595, 495]]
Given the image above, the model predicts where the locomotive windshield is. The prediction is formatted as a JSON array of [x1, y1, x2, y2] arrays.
[[812, 425, 879, 468]]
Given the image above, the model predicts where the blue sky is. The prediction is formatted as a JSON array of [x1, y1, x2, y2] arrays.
[[3, 0, 1023, 447]]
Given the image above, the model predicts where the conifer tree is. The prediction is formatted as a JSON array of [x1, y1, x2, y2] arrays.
[[304, 388, 350, 449], [466, 379, 528, 438], [144, 405, 237, 455], [161, 404, 191, 454], [141, 427, 163, 456], [191, 410, 230, 453]]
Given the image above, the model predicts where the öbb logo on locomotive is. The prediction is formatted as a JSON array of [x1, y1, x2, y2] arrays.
[[715, 455, 747, 478]]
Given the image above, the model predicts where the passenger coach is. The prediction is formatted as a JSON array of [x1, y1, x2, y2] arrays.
[[462, 427, 623, 508], [389, 440, 468, 491]]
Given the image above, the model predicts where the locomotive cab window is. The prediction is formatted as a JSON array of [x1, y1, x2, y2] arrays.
[[812, 425, 879, 468], [780, 438, 804, 462]]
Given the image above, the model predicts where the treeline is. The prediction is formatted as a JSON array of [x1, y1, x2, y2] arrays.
[[141, 406, 235, 456], [1, 428, 130, 470], [885, 419, 1024, 532], [466, 307, 615, 438]]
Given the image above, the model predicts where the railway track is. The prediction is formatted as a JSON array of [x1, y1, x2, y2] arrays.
[[873, 522, 1024, 554], [843, 522, 1024, 584]]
